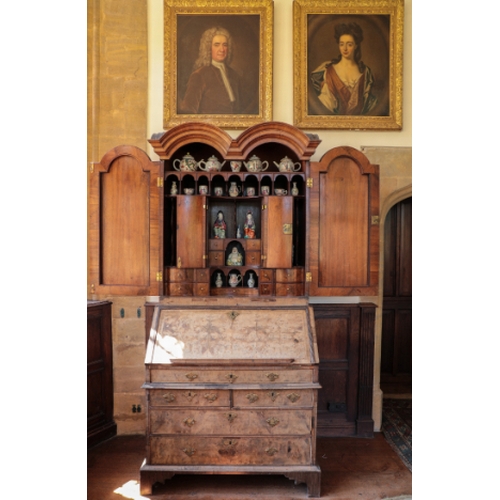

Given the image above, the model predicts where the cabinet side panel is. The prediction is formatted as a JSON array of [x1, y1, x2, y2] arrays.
[[318, 158, 368, 287], [101, 156, 150, 285]]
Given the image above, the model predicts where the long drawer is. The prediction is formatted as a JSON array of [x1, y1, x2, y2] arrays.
[[149, 368, 316, 384], [149, 389, 230, 407], [149, 436, 312, 466], [149, 408, 313, 435]]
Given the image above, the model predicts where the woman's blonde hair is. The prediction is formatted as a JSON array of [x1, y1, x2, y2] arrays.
[[193, 26, 233, 70]]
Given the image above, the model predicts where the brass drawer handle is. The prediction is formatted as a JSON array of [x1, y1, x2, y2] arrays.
[[266, 373, 279, 381], [183, 418, 196, 427], [182, 447, 196, 457], [162, 393, 175, 403], [266, 417, 280, 427], [185, 373, 198, 381], [204, 393, 218, 403], [183, 391, 198, 402], [268, 391, 280, 402], [265, 447, 279, 456], [287, 392, 301, 403], [227, 412, 237, 423], [226, 373, 238, 383], [246, 393, 259, 403]]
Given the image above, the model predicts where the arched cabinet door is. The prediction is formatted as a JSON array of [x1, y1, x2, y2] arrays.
[[88, 145, 163, 296], [307, 146, 379, 296]]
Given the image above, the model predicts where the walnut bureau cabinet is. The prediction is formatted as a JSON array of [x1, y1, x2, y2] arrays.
[[140, 300, 321, 496], [88, 122, 381, 494]]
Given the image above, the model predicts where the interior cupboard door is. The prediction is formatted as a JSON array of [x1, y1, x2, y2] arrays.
[[88, 145, 163, 296], [261, 196, 294, 268], [307, 147, 379, 296], [176, 195, 207, 269]]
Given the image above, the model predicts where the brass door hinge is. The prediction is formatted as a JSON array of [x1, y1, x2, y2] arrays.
[[306, 178, 313, 188], [306, 272, 312, 282], [156, 271, 163, 282], [262, 204, 267, 210], [283, 223, 293, 235], [371, 215, 380, 225], [157, 177, 164, 188]]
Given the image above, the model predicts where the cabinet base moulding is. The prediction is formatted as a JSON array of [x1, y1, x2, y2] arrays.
[[140, 464, 321, 497]]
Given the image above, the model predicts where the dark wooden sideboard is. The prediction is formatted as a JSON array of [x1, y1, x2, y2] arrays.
[[87, 300, 117, 447]]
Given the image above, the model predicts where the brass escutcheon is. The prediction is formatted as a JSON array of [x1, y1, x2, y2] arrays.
[[183, 418, 196, 427], [162, 393, 175, 403], [268, 391, 280, 402], [227, 412, 237, 423], [183, 391, 198, 402], [266, 373, 279, 381], [287, 392, 301, 403], [182, 447, 196, 457], [204, 393, 218, 403], [185, 373, 198, 381], [266, 417, 280, 427], [226, 373, 238, 383], [265, 447, 279, 456]]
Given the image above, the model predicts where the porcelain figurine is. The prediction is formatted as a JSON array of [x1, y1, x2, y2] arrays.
[[170, 181, 178, 195], [244, 210, 256, 239], [228, 181, 241, 197], [247, 272, 255, 288], [291, 182, 299, 196], [213, 211, 227, 239], [226, 247, 243, 266], [215, 273, 223, 288]]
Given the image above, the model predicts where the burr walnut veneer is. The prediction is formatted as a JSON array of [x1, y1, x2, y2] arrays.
[[140, 299, 321, 497]]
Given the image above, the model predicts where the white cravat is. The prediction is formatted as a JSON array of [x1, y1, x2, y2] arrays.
[[211, 60, 235, 102]]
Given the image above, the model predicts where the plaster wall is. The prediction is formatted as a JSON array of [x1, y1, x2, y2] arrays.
[[88, 0, 412, 435]]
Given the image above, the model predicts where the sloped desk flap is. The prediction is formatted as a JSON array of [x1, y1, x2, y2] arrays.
[[146, 305, 319, 365]]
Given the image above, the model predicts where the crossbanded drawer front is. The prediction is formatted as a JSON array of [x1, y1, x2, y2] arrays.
[[150, 368, 315, 384], [149, 389, 230, 407], [167, 268, 194, 282], [150, 409, 313, 435], [233, 389, 313, 408], [149, 436, 312, 466], [276, 268, 304, 283], [166, 283, 193, 296], [275, 283, 304, 296]]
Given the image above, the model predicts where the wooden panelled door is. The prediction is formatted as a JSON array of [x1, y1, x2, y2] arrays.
[[381, 197, 412, 394]]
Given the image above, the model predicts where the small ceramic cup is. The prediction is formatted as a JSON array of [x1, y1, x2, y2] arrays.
[[275, 188, 287, 196], [198, 185, 208, 195], [230, 161, 242, 172], [246, 187, 256, 196], [183, 188, 194, 195], [214, 186, 223, 196], [261, 186, 270, 196]]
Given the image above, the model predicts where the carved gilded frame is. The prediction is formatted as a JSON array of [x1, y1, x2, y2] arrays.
[[164, 0, 273, 129], [293, 0, 404, 130]]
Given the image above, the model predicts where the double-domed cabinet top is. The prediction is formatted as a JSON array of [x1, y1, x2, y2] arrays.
[[88, 121, 379, 298]]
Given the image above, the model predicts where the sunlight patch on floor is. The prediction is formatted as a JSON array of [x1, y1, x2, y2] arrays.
[[114, 480, 148, 500]]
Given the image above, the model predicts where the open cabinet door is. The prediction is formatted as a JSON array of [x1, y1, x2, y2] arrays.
[[307, 146, 379, 296], [261, 196, 294, 268], [88, 145, 163, 296], [176, 195, 207, 269]]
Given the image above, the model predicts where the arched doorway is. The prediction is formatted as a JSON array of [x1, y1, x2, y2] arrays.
[[380, 196, 412, 395]]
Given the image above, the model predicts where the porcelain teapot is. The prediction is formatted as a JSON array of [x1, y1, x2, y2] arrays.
[[273, 156, 301, 172], [173, 153, 198, 172], [243, 155, 269, 172], [198, 155, 226, 172], [228, 273, 242, 287]]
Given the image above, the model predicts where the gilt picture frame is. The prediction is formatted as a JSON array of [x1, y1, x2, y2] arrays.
[[164, 0, 273, 129], [293, 0, 404, 130]]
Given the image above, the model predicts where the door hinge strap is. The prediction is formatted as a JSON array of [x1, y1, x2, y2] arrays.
[[306, 272, 312, 282], [156, 271, 163, 282], [157, 177, 164, 187], [307, 178, 313, 188]]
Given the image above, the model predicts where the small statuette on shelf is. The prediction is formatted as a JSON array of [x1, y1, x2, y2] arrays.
[[215, 273, 223, 288], [213, 211, 227, 239], [291, 182, 299, 196], [170, 181, 178, 195], [244, 210, 256, 239], [236, 225, 242, 238], [247, 272, 255, 288], [228, 182, 241, 197], [227, 247, 243, 266]]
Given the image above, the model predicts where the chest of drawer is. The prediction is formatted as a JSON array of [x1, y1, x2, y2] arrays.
[[149, 436, 313, 466], [149, 408, 313, 436]]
